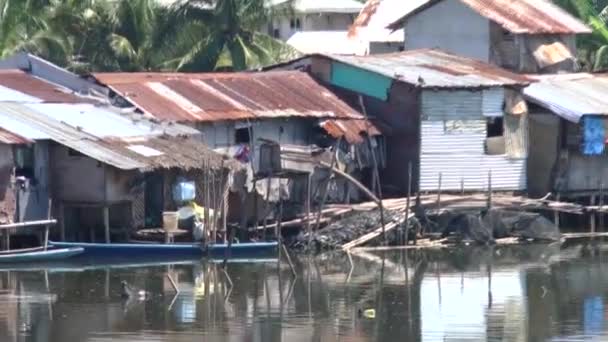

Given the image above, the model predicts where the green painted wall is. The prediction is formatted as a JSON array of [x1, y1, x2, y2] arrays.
[[330, 62, 392, 101]]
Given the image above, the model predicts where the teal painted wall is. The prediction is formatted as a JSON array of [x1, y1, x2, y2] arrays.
[[330, 62, 392, 101]]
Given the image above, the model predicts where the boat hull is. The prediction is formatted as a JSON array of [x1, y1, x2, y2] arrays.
[[0, 247, 84, 263], [48, 241, 278, 258]]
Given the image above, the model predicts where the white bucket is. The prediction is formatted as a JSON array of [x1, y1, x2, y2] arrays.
[[162, 212, 179, 231]]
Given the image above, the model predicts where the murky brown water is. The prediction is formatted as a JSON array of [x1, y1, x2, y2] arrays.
[[0, 241, 607, 341]]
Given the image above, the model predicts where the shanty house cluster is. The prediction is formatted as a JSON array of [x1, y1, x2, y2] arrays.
[[0, 0, 605, 244]]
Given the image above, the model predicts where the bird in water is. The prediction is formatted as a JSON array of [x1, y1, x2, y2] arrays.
[[121, 281, 149, 300]]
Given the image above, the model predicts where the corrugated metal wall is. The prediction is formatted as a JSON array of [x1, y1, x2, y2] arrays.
[[419, 89, 527, 191]]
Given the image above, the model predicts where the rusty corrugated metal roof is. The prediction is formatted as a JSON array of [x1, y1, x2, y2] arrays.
[[325, 49, 530, 88], [93, 71, 377, 144], [0, 70, 90, 103], [388, 0, 592, 34], [0, 127, 31, 145]]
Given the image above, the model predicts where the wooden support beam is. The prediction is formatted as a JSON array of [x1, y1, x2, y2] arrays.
[[341, 213, 414, 250], [103, 206, 110, 244], [317, 160, 380, 205]]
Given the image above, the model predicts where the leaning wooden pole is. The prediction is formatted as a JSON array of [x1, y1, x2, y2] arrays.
[[314, 139, 340, 231], [317, 160, 380, 204], [358, 95, 386, 245]]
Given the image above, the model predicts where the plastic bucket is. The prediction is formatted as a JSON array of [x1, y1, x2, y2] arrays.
[[162, 211, 179, 231]]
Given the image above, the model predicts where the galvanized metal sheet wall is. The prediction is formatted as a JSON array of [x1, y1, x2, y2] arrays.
[[422, 90, 484, 120], [419, 154, 527, 191], [482, 88, 505, 117], [422, 89, 505, 120], [419, 89, 525, 191]]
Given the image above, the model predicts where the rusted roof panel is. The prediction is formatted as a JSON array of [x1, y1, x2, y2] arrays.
[[0, 127, 31, 145], [388, 0, 592, 34], [349, 0, 420, 41], [94, 71, 377, 144], [0, 70, 90, 103], [325, 49, 530, 88]]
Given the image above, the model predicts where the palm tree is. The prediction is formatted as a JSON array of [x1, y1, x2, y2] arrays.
[[0, 0, 71, 64], [43, 0, 167, 72], [555, 0, 608, 71], [162, 0, 299, 71]]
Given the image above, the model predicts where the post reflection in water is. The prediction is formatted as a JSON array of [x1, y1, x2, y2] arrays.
[[0, 242, 608, 341]]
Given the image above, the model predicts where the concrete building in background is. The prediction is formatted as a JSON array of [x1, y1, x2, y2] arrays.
[[267, 0, 363, 41], [388, 0, 591, 73]]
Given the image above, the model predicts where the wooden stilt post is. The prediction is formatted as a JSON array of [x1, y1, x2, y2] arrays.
[[103, 206, 110, 244], [276, 194, 283, 242], [554, 193, 561, 229], [314, 139, 340, 232], [460, 177, 465, 196], [203, 164, 209, 247], [211, 171, 217, 243], [600, 181, 605, 231], [436, 172, 442, 214], [404, 162, 412, 246], [487, 170, 493, 210], [263, 177, 271, 241], [306, 173, 312, 248], [44, 198, 52, 251], [253, 179, 258, 232], [591, 194, 597, 233]]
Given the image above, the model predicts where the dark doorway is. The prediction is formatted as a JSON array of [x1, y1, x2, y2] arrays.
[[144, 173, 164, 228]]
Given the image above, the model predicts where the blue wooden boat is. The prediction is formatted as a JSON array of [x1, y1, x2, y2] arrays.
[[48, 241, 278, 258], [0, 247, 84, 263]]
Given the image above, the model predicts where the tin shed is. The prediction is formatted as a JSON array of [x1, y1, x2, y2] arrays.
[[309, 50, 530, 193]]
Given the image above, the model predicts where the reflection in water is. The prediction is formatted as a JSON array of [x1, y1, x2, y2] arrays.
[[1, 242, 608, 341]]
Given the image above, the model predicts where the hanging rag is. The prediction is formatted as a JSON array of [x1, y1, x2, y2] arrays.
[[583, 116, 605, 156]]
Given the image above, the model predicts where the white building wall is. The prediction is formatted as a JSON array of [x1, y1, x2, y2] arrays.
[[404, 0, 491, 62], [271, 13, 356, 41]]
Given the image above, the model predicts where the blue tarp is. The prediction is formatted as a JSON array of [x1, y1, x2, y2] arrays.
[[584, 296, 604, 337], [583, 116, 605, 156]]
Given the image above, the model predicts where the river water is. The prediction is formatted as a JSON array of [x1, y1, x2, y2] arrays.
[[0, 241, 606, 341]]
